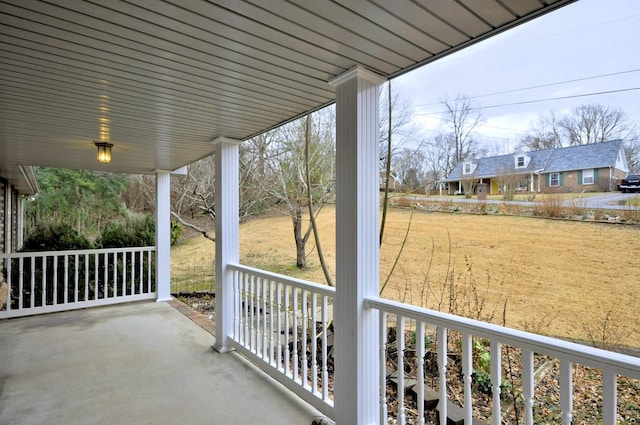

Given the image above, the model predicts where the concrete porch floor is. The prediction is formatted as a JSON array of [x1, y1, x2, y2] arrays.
[[0, 301, 323, 425]]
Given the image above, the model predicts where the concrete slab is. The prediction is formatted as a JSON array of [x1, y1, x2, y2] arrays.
[[0, 301, 322, 425]]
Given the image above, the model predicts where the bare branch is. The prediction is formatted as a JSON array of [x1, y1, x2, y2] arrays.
[[170, 211, 215, 242]]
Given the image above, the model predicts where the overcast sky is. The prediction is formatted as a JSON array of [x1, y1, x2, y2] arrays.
[[394, 0, 640, 151]]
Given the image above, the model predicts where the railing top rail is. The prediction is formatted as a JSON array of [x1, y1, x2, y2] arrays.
[[228, 263, 335, 297], [0, 246, 156, 259], [366, 296, 640, 379]]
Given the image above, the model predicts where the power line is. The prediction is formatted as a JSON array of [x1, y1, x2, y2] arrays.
[[414, 87, 640, 117], [412, 69, 640, 109]]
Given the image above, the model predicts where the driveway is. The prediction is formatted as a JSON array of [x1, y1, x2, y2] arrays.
[[567, 192, 639, 210]]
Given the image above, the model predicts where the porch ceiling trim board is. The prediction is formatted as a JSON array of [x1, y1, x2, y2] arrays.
[[0, 0, 576, 176]]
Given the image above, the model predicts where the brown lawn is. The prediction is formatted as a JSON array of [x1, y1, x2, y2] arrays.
[[172, 205, 640, 349]]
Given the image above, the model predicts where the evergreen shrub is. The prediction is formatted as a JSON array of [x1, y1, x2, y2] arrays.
[[21, 222, 93, 251]]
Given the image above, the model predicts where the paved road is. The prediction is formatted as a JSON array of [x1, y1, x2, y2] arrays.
[[572, 192, 638, 210], [412, 193, 639, 210]]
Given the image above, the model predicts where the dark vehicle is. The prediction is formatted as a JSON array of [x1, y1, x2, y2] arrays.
[[618, 174, 640, 193]]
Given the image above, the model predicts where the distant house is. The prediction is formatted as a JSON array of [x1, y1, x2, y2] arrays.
[[443, 139, 629, 195], [379, 172, 399, 192], [0, 166, 38, 253]]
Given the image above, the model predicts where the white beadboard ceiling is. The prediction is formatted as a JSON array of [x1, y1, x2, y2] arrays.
[[0, 0, 575, 190]]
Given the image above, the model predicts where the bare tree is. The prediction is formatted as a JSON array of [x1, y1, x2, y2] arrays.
[[561, 104, 635, 146], [423, 133, 457, 185], [391, 148, 429, 192], [260, 108, 336, 269], [378, 82, 418, 171], [440, 94, 483, 164], [520, 104, 639, 171], [519, 111, 563, 151]]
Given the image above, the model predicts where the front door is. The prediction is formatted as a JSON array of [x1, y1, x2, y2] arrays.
[[491, 179, 499, 195]]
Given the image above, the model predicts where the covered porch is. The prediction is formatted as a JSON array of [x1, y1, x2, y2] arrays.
[[2, 1, 639, 424]]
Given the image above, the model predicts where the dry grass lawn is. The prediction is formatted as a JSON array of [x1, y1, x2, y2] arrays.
[[172, 205, 640, 349]]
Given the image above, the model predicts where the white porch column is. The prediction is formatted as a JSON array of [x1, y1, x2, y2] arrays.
[[155, 170, 172, 302], [330, 65, 386, 425], [212, 137, 240, 353]]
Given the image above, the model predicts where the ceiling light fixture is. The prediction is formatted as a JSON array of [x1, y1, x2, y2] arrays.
[[95, 142, 113, 163]]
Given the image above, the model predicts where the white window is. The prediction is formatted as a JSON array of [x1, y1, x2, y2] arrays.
[[549, 173, 560, 187], [463, 163, 472, 174], [582, 169, 594, 185], [514, 154, 529, 169]]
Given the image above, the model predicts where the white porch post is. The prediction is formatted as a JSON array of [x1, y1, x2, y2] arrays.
[[155, 170, 172, 302], [212, 137, 240, 353], [330, 65, 385, 425]]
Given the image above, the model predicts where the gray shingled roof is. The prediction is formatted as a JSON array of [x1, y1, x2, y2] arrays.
[[444, 139, 623, 181]]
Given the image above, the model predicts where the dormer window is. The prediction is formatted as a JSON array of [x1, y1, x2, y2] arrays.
[[462, 162, 476, 175], [515, 154, 530, 169]]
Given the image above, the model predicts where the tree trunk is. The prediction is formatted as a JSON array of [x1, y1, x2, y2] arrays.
[[292, 201, 306, 269]]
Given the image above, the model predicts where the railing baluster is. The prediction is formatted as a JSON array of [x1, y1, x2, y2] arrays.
[[244, 273, 250, 347], [30, 256, 35, 308], [52, 255, 58, 306], [232, 269, 240, 339], [42, 255, 47, 307], [397, 315, 406, 425], [238, 270, 244, 339], [262, 277, 268, 360], [321, 294, 329, 402], [602, 371, 617, 425], [311, 292, 318, 394], [103, 252, 108, 298], [146, 249, 149, 293], [7, 257, 14, 311], [251, 275, 256, 352], [491, 340, 502, 425], [284, 284, 290, 377], [417, 320, 426, 425], [17, 257, 23, 310], [94, 252, 99, 300], [138, 250, 143, 294], [129, 251, 134, 296], [15, 257, 24, 311], [254, 276, 260, 354], [112, 251, 117, 297], [122, 251, 127, 296], [438, 326, 448, 425], [462, 333, 473, 425], [74, 254, 79, 303], [560, 359, 573, 425], [292, 286, 299, 383], [64, 255, 69, 303], [379, 311, 388, 424], [276, 281, 283, 371], [269, 279, 275, 365], [147, 250, 156, 293], [522, 350, 534, 425], [84, 253, 89, 301], [301, 289, 308, 388]]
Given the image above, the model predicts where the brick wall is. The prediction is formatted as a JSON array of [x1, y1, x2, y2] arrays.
[[542, 167, 620, 193]]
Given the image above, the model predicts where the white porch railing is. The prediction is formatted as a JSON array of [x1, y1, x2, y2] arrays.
[[226, 265, 640, 424], [0, 247, 156, 319], [227, 263, 336, 419], [367, 296, 640, 425]]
